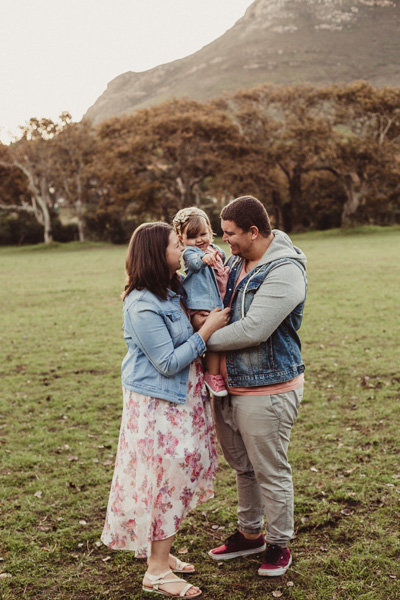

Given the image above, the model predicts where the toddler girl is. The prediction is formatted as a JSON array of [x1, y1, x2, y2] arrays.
[[173, 207, 229, 397]]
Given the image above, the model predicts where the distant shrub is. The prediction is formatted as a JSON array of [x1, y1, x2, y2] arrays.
[[52, 219, 79, 242], [303, 174, 345, 230], [0, 212, 43, 245], [356, 187, 400, 226], [0, 211, 79, 245], [84, 209, 137, 244]]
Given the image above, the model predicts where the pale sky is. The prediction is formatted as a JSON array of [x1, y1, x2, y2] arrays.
[[1, 0, 253, 143]]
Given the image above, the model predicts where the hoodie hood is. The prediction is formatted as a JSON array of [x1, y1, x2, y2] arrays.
[[258, 229, 307, 269]]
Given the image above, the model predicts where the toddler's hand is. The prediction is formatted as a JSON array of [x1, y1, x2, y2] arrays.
[[202, 249, 219, 267], [191, 310, 210, 331]]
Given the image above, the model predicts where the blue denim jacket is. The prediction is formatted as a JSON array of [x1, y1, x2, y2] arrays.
[[182, 244, 226, 311], [121, 286, 206, 403], [223, 253, 307, 387]]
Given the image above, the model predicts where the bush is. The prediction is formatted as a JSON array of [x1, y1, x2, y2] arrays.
[[52, 218, 79, 242], [84, 209, 137, 244], [303, 173, 345, 230], [0, 212, 43, 245], [0, 211, 79, 245], [355, 189, 400, 226]]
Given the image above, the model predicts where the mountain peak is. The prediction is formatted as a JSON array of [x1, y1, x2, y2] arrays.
[[84, 0, 400, 125], [238, 0, 397, 31]]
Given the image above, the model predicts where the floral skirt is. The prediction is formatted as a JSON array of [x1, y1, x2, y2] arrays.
[[101, 359, 218, 557]]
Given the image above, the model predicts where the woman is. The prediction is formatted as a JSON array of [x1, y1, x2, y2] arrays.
[[101, 222, 230, 598]]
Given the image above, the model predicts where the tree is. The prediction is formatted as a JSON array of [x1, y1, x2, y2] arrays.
[[0, 118, 63, 243], [1, 114, 98, 243], [51, 113, 96, 242], [264, 85, 340, 231], [212, 88, 280, 223], [329, 82, 400, 224], [0, 144, 31, 208], [215, 84, 340, 231], [95, 98, 244, 226]]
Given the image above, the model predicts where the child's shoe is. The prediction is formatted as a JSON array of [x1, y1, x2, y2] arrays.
[[204, 372, 228, 397]]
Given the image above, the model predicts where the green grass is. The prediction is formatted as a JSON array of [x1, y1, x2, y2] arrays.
[[1, 226, 400, 599]]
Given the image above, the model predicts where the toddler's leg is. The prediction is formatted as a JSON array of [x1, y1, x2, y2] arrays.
[[204, 351, 228, 397], [205, 351, 221, 375]]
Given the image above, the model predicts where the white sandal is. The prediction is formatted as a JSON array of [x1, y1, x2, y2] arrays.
[[142, 569, 202, 598], [171, 557, 195, 573]]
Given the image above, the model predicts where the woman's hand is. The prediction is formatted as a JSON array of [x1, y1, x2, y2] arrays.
[[198, 307, 231, 342]]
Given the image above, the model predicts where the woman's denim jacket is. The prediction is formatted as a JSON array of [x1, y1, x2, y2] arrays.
[[223, 256, 307, 387], [182, 244, 225, 311], [121, 286, 206, 404]]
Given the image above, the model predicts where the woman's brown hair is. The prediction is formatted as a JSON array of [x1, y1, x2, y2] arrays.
[[123, 222, 180, 301]]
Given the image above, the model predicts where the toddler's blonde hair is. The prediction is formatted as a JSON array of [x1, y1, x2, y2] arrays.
[[172, 207, 214, 240]]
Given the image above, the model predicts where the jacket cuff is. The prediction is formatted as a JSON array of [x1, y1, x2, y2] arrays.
[[191, 332, 207, 356]]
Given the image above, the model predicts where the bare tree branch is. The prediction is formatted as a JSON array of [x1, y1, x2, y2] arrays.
[[0, 203, 34, 213]]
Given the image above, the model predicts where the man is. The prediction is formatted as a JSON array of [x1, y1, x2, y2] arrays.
[[205, 196, 307, 577]]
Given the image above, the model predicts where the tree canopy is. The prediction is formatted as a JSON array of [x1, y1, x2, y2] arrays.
[[1, 82, 399, 244]]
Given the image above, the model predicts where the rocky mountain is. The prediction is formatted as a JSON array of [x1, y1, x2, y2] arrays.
[[84, 0, 400, 125]]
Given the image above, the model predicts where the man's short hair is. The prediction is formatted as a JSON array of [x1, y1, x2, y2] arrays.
[[220, 196, 272, 237]]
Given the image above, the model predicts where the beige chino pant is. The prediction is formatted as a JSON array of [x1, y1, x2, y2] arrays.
[[212, 386, 303, 547]]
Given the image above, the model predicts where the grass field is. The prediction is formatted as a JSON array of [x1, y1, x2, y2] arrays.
[[1, 226, 400, 600]]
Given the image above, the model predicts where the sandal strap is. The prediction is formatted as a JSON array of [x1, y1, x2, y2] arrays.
[[178, 583, 192, 597], [173, 558, 192, 571], [144, 569, 173, 586], [143, 570, 194, 596]]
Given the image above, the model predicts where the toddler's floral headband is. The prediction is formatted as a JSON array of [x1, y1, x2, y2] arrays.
[[172, 207, 207, 236]]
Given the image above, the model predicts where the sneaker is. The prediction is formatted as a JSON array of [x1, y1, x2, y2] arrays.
[[258, 545, 292, 576], [208, 531, 266, 561], [204, 372, 228, 397]]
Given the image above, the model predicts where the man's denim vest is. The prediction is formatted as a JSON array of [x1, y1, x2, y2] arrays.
[[223, 256, 307, 387]]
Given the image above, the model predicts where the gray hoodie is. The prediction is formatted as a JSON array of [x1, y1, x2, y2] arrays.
[[207, 229, 307, 352]]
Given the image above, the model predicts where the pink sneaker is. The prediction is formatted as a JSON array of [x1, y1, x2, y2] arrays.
[[204, 372, 228, 397], [258, 545, 292, 576]]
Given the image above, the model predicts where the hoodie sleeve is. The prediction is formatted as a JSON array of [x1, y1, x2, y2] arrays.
[[207, 261, 306, 351]]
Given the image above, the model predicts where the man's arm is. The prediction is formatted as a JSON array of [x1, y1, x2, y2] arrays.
[[207, 262, 306, 352]]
